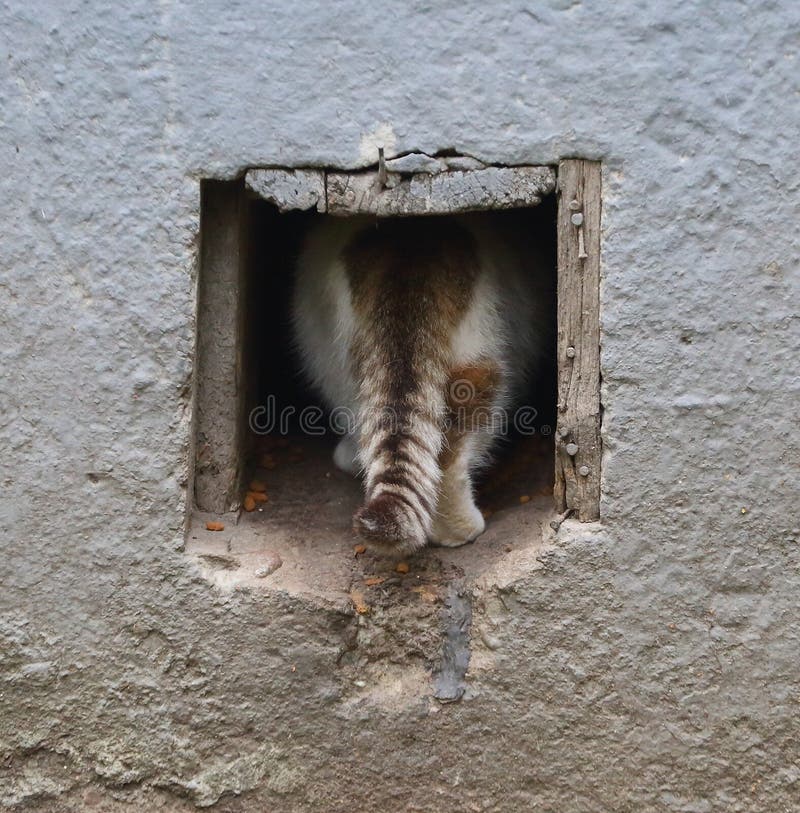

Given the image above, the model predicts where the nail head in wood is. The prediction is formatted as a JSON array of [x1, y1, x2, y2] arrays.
[[569, 199, 581, 211], [571, 212, 584, 226], [579, 465, 590, 477], [565, 442, 579, 456], [566, 346, 576, 358]]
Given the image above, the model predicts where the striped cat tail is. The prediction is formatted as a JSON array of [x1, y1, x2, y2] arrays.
[[352, 385, 446, 554]]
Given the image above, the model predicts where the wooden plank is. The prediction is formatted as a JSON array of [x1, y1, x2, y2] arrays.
[[244, 168, 326, 212], [326, 165, 556, 216], [554, 160, 602, 521], [193, 181, 249, 513]]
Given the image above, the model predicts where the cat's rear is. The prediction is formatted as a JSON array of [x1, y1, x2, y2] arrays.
[[293, 214, 546, 555]]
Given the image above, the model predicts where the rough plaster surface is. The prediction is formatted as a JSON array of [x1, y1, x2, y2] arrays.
[[1, 1, 799, 811]]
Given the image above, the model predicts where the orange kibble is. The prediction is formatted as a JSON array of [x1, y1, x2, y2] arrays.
[[395, 562, 410, 574], [350, 589, 369, 615], [354, 544, 367, 556], [249, 479, 267, 493], [205, 521, 224, 532], [243, 495, 256, 512], [364, 576, 386, 587], [247, 490, 268, 504], [519, 495, 531, 504]]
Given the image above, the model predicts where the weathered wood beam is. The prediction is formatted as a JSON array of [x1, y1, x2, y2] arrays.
[[244, 164, 556, 216], [244, 168, 326, 212], [326, 165, 556, 216], [554, 159, 602, 521], [194, 181, 250, 513]]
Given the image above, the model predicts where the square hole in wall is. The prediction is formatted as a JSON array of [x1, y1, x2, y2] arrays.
[[187, 161, 601, 595]]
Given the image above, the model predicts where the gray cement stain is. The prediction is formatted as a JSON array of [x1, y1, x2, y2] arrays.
[[434, 581, 473, 703]]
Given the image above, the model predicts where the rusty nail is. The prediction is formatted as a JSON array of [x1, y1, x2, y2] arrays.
[[578, 228, 588, 260], [377, 146, 388, 188], [549, 508, 573, 531]]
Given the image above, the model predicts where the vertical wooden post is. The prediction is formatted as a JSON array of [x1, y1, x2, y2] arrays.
[[555, 160, 602, 521], [193, 180, 249, 513]]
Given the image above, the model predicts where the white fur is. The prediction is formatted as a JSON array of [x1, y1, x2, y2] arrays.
[[292, 217, 366, 417]]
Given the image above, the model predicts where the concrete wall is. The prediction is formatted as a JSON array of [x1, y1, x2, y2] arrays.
[[2, 1, 799, 810]]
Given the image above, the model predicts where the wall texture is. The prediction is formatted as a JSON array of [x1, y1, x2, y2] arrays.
[[2, 1, 799, 810]]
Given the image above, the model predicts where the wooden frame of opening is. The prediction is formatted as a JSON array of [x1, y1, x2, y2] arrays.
[[554, 160, 602, 522], [191, 158, 601, 522]]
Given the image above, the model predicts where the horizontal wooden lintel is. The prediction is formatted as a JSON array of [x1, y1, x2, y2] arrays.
[[244, 164, 556, 216]]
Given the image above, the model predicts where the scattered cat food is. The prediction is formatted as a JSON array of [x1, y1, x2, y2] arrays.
[[205, 521, 224, 532], [247, 490, 268, 504], [411, 585, 438, 603], [519, 495, 531, 504], [395, 562, 409, 574], [364, 576, 386, 587], [350, 589, 369, 615], [249, 479, 267, 492], [353, 544, 367, 556], [243, 495, 256, 512]]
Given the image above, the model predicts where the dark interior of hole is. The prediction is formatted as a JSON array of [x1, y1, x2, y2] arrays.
[[243, 198, 558, 511]]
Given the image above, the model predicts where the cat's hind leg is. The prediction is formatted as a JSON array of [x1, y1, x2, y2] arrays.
[[429, 435, 486, 547], [429, 362, 499, 547]]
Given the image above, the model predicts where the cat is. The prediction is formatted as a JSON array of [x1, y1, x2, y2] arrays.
[[292, 212, 548, 555]]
